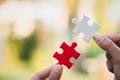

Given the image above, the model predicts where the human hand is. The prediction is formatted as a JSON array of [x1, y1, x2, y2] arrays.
[[31, 64, 63, 80], [94, 34, 120, 80]]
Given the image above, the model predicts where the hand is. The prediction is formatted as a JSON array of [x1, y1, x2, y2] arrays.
[[94, 34, 120, 80], [32, 64, 63, 80]]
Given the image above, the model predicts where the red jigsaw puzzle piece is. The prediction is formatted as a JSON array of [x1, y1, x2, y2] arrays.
[[53, 42, 80, 69]]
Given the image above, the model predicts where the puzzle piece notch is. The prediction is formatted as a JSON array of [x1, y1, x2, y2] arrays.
[[53, 42, 80, 69], [72, 15, 100, 42]]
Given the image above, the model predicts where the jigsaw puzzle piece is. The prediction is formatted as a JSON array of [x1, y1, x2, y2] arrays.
[[53, 42, 80, 69], [72, 16, 89, 36], [72, 15, 100, 42], [83, 22, 99, 42]]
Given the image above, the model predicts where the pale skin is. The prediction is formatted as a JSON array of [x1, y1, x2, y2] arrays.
[[32, 34, 120, 80]]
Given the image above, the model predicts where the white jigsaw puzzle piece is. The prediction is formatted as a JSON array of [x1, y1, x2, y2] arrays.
[[72, 15, 100, 42]]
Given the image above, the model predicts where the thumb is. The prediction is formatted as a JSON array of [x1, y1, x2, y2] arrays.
[[46, 64, 63, 80], [93, 35, 120, 59]]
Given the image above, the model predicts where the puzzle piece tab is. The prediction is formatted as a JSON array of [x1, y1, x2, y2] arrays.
[[72, 15, 100, 42], [53, 42, 80, 69]]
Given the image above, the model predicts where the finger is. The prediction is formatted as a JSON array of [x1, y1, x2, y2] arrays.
[[106, 34, 120, 42], [93, 35, 120, 59], [31, 65, 55, 80], [106, 34, 120, 47], [106, 59, 114, 73], [106, 52, 112, 59], [106, 53, 114, 73], [46, 64, 63, 80]]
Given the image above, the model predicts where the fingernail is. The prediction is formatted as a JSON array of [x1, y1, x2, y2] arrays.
[[93, 35, 105, 43]]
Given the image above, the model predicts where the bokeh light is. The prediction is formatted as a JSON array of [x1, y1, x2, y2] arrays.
[[0, 0, 119, 80]]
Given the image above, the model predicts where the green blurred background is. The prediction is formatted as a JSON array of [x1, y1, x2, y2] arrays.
[[0, 0, 119, 80]]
